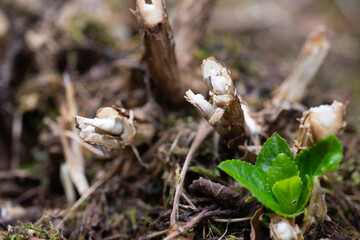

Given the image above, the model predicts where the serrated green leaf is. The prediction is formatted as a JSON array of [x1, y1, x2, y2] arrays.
[[295, 135, 343, 182], [256, 133, 293, 172], [267, 154, 299, 190], [296, 174, 312, 213], [272, 176, 303, 214], [219, 160, 282, 214]]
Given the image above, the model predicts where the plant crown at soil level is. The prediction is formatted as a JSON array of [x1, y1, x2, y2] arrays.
[[218, 133, 343, 217]]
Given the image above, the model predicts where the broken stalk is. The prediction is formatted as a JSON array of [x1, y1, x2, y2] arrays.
[[273, 26, 330, 104], [185, 57, 260, 145]]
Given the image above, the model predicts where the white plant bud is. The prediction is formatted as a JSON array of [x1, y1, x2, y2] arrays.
[[136, 0, 164, 26], [269, 215, 301, 240], [75, 107, 136, 149], [185, 90, 215, 119], [297, 101, 346, 148], [202, 57, 235, 107], [270, 221, 297, 240], [185, 57, 261, 142]]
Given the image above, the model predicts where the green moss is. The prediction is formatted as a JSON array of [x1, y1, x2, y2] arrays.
[[1, 222, 61, 240], [67, 15, 114, 46]]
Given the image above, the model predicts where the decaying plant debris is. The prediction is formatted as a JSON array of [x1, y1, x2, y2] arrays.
[[1, 0, 360, 240], [75, 106, 136, 149]]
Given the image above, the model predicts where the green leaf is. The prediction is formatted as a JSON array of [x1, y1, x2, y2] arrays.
[[219, 160, 282, 213], [295, 135, 343, 182], [267, 154, 299, 190], [295, 174, 312, 213], [272, 176, 303, 214], [256, 133, 293, 172]]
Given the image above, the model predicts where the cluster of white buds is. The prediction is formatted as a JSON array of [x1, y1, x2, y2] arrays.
[[185, 57, 260, 142], [296, 101, 346, 148], [269, 215, 302, 240], [186, 57, 235, 123], [75, 106, 136, 149]]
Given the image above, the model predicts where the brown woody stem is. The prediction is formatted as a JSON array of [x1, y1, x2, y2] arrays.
[[134, 0, 185, 106]]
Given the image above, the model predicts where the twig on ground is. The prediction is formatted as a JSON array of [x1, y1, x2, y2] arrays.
[[146, 229, 168, 240], [166, 209, 208, 240], [166, 208, 246, 239], [166, 131, 183, 162], [218, 219, 230, 240], [213, 217, 252, 223], [170, 120, 213, 225], [181, 192, 196, 210], [130, 144, 150, 168], [56, 157, 123, 229]]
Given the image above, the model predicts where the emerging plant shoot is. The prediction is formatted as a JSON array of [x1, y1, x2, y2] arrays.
[[185, 57, 261, 143], [75, 106, 136, 149], [296, 101, 346, 149], [219, 133, 343, 217]]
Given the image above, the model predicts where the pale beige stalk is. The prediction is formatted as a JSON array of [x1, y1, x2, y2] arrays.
[[273, 26, 330, 104]]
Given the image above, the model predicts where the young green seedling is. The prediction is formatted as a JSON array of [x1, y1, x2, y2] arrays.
[[219, 133, 343, 217]]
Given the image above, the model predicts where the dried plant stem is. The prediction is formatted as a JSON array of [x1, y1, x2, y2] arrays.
[[167, 208, 245, 239], [56, 157, 123, 229], [58, 117, 89, 196], [173, 0, 217, 68], [60, 74, 89, 196], [170, 120, 213, 225], [213, 217, 252, 223], [10, 111, 22, 170], [134, 0, 185, 106], [273, 26, 330, 104], [166, 210, 208, 240], [186, 57, 260, 144], [60, 163, 76, 203], [146, 229, 168, 240]]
